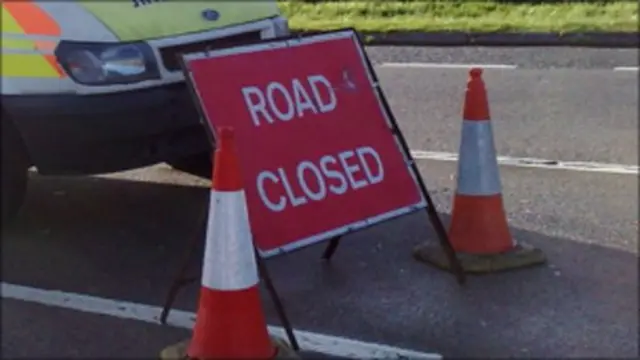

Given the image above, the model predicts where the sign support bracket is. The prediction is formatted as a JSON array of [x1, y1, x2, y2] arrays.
[[318, 204, 463, 286], [321, 235, 342, 261]]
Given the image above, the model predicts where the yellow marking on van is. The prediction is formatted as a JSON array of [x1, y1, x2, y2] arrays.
[[1, 37, 35, 50], [1, 6, 25, 34], [1, 37, 58, 51], [1, 53, 61, 78]]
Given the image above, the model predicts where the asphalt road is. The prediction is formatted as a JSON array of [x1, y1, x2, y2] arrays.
[[372, 63, 638, 166], [2, 46, 638, 359], [365, 46, 639, 70], [2, 298, 191, 358]]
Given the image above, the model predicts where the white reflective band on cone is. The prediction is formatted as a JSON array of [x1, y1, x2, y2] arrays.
[[456, 120, 502, 196], [201, 190, 259, 291]]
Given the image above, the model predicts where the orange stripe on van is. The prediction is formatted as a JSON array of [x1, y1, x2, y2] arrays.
[[43, 54, 66, 78], [34, 40, 57, 51], [3, 0, 61, 36]]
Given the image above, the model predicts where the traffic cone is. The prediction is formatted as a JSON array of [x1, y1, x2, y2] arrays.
[[413, 68, 546, 273], [159, 127, 298, 359]]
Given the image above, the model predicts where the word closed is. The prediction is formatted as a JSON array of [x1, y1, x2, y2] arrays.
[[241, 74, 336, 126], [185, 30, 425, 253], [257, 146, 383, 212]]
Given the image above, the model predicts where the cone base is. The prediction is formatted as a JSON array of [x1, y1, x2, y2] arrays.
[[449, 194, 514, 254], [160, 336, 299, 360], [412, 241, 546, 274], [188, 286, 273, 358]]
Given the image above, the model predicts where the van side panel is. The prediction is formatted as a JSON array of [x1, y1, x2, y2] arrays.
[[78, 1, 280, 41]]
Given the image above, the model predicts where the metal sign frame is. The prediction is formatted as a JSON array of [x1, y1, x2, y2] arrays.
[[179, 29, 463, 282]]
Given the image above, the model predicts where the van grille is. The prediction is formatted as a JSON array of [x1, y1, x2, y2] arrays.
[[159, 31, 262, 72]]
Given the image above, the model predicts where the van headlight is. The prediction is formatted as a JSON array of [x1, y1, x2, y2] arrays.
[[55, 41, 161, 86]]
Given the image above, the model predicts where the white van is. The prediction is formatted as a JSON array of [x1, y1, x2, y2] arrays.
[[1, 0, 289, 222]]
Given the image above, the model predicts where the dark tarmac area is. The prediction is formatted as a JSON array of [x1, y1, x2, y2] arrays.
[[2, 46, 638, 359]]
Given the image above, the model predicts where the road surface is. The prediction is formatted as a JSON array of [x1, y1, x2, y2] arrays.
[[2, 46, 638, 359]]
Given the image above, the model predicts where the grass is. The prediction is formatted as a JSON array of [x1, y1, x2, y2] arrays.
[[277, 0, 638, 33]]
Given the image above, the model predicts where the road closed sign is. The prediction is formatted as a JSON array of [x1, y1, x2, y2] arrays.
[[183, 29, 427, 256]]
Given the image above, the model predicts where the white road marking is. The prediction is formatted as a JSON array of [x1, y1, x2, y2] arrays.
[[378, 62, 517, 70], [410, 150, 639, 175], [1, 282, 442, 360], [377, 63, 637, 72]]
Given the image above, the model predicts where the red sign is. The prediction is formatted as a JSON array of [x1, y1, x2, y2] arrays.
[[183, 30, 426, 256]]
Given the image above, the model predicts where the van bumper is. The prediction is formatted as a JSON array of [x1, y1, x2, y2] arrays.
[[2, 82, 212, 175]]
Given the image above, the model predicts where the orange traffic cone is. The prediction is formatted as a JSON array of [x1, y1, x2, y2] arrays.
[[414, 68, 546, 273], [160, 127, 297, 359]]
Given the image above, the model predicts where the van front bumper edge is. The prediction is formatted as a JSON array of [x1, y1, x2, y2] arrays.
[[2, 82, 211, 175]]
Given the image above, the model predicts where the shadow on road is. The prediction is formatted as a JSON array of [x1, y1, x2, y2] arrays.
[[2, 172, 637, 358]]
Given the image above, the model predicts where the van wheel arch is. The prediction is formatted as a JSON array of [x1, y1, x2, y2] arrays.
[[1, 112, 31, 225]]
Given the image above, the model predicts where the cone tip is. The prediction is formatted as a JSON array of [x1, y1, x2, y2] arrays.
[[463, 67, 490, 121], [217, 127, 235, 152], [212, 126, 242, 191], [470, 68, 483, 79], [218, 126, 234, 140]]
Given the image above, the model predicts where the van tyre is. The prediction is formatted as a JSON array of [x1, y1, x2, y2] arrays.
[[2, 120, 29, 225]]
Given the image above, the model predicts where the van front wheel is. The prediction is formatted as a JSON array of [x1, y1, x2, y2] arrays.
[[2, 120, 29, 224]]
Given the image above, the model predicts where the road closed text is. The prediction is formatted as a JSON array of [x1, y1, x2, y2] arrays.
[[256, 146, 384, 212], [241, 74, 337, 126]]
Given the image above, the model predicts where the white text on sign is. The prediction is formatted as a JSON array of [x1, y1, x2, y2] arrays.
[[256, 146, 384, 212], [241, 74, 337, 126]]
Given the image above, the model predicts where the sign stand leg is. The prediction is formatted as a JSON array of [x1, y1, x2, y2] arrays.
[[255, 249, 300, 351], [160, 272, 198, 325], [353, 36, 467, 286], [159, 204, 208, 325], [422, 191, 466, 285], [321, 236, 343, 261], [158, 205, 303, 349], [159, 244, 301, 351]]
